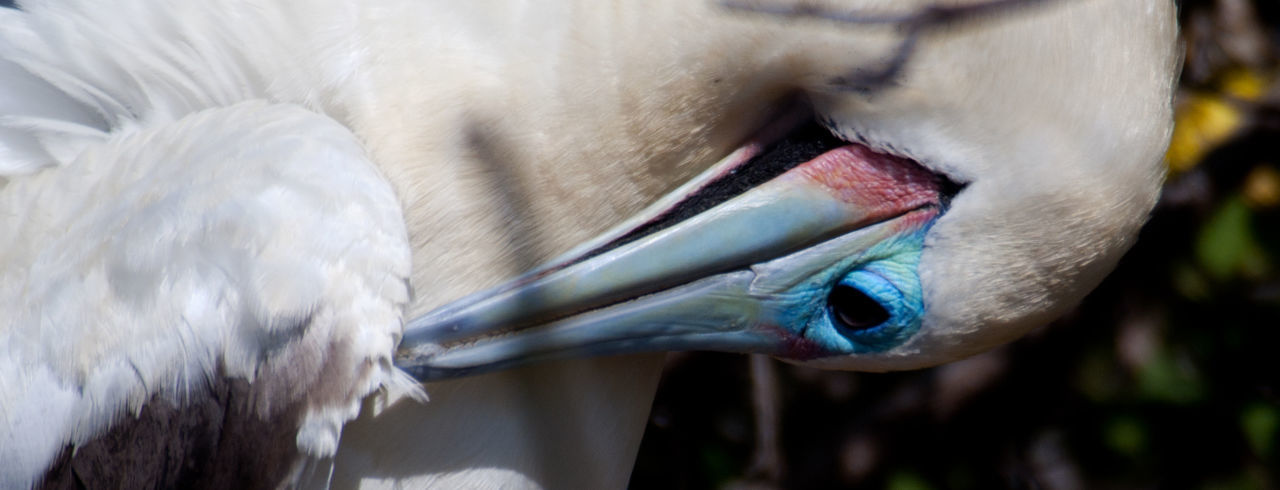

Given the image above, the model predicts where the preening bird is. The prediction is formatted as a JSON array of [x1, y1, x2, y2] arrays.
[[0, 0, 1177, 488]]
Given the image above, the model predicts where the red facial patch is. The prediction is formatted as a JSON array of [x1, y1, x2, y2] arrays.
[[778, 144, 942, 231], [792, 144, 944, 221]]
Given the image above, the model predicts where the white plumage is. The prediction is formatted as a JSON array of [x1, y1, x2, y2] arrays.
[[0, 0, 1177, 488]]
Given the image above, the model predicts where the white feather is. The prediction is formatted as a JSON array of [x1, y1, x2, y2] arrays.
[[0, 101, 420, 488]]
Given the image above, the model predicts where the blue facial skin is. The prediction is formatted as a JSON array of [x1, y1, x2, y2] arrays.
[[763, 218, 930, 357], [819, 249, 925, 353]]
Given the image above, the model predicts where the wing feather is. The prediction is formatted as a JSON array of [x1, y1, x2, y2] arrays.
[[0, 101, 420, 488]]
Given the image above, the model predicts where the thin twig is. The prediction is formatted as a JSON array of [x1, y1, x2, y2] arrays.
[[746, 354, 783, 483]]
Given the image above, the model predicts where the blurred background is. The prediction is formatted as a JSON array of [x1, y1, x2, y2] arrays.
[[632, 0, 1280, 488]]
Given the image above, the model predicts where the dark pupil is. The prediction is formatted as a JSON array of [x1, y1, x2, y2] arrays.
[[827, 285, 890, 331]]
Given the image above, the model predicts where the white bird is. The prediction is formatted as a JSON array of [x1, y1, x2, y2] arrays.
[[0, 0, 1177, 488]]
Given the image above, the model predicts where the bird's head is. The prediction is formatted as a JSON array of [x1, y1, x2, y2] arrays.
[[394, 0, 1178, 378]]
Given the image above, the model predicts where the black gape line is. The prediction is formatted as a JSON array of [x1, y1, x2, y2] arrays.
[[585, 119, 846, 262], [721, 0, 1058, 94]]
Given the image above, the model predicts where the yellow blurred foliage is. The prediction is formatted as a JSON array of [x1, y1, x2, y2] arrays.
[[1165, 68, 1271, 174], [1243, 164, 1280, 208], [1220, 67, 1269, 99]]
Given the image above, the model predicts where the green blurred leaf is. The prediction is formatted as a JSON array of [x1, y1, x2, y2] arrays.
[[887, 470, 935, 490], [1105, 416, 1147, 459], [1196, 196, 1271, 281], [1136, 350, 1206, 405], [1241, 403, 1280, 458]]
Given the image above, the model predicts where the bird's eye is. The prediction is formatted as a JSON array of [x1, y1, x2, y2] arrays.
[[804, 264, 924, 355], [827, 284, 889, 332]]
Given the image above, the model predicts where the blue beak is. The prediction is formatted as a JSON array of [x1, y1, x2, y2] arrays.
[[396, 119, 947, 380]]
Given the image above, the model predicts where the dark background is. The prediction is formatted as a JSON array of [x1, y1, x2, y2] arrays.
[[633, 1, 1280, 488]]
